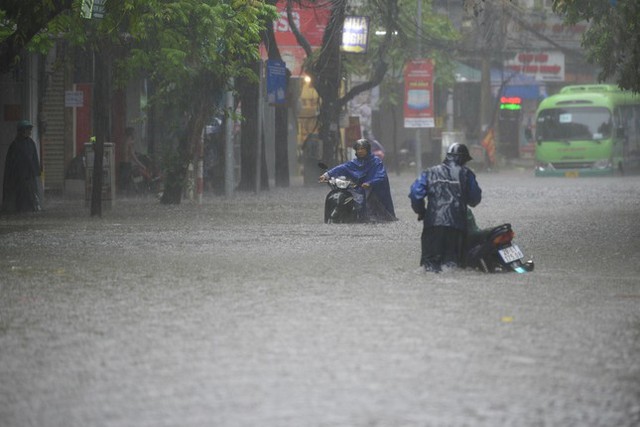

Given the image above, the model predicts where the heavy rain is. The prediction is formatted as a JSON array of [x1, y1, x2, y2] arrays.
[[1, 170, 639, 426], [2, 0, 640, 425]]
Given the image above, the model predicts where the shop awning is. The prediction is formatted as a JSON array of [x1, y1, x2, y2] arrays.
[[454, 62, 481, 83], [491, 69, 546, 100], [454, 63, 547, 100]]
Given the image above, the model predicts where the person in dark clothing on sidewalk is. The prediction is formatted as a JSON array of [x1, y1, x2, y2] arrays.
[[2, 120, 41, 213], [408, 143, 482, 272]]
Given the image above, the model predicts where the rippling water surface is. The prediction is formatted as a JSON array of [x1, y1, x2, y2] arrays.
[[1, 171, 639, 426]]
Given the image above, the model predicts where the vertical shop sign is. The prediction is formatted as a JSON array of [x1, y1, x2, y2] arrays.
[[266, 59, 287, 105], [341, 16, 369, 53], [403, 59, 434, 128]]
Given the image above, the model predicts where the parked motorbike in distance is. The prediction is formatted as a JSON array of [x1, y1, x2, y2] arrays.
[[318, 162, 363, 224], [129, 152, 163, 197], [465, 209, 534, 274]]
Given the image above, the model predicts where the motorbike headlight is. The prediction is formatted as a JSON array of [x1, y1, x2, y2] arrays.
[[335, 177, 350, 189]]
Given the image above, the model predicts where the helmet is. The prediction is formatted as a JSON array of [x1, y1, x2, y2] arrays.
[[353, 138, 371, 154], [447, 143, 472, 164], [17, 120, 33, 131]]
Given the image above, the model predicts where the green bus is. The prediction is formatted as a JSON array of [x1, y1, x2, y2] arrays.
[[535, 84, 640, 177]]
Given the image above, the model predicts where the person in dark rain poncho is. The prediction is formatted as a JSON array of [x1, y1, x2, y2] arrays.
[[319, 138, 397, 222], [409, 143, 481, 273], [2, 120, 41, 213]]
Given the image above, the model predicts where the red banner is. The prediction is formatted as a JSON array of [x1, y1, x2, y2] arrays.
[[263, 1, 331, 76], [403, 59, 434, 128]]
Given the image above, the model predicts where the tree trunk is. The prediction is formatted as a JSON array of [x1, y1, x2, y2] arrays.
[[308, 1, 345, 166], [160, 99, 208, 204], [237, 61, 260, 192], [262, 13, 291, 188], [274, 100, 289, 187], [90, 48, 110, 217], [160, 125, 189, 204]]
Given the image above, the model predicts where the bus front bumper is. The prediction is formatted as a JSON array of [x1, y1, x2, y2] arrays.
[[535, 161, 614, 177]]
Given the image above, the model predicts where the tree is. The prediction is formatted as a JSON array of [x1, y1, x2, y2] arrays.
[[262, 0, 291, 188], [2, 0, 278, 207], [124, 0, 277, 203], [368, 0, 458, 172], [553, 0, 640, 93], [236, 60, 268, 192], [286, 0, 458, 165]]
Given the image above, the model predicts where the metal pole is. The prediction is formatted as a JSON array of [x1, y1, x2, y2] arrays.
[[446, 89, 454, 132], [224, 79, 235, 196], [196, 128, 204, 204], [256, 61, 264, 193], [415, 0, 423, 173]]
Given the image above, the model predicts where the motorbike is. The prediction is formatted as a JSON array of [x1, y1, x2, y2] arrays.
[[465, 210, 534, 273], [319, 162, 364, 224], [128, 152, 163, 197]]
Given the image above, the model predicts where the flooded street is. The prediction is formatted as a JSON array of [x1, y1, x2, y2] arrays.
[[1, 170, 640, 426]]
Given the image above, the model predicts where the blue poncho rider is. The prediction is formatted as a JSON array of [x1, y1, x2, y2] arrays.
[[319, 139, 396, 221]]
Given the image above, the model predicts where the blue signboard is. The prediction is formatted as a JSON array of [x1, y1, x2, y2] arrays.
[[266, 59, 287, 105]]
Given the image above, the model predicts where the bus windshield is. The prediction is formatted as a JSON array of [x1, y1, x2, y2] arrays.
[[536, 107, 612, 141]]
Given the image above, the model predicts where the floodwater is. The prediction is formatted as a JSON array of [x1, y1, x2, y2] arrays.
[[1, 169, 639, 426]]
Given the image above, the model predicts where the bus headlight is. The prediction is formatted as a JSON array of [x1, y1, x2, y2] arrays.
[[535, 162, 554, 172], [592, 159, 612, 170]]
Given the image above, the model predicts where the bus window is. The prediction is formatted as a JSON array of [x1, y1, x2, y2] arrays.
[[537, 107, 612, 141]]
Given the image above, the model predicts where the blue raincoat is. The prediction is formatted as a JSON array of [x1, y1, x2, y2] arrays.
[[326, 154, 396, 221], [408, 156, 481, 231]]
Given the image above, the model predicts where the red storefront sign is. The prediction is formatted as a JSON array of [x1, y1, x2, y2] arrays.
[[404, 59, 434, 128], [273, 0, 330, 47], [504, 50, 565, 82], [262, 1, 331, 76]]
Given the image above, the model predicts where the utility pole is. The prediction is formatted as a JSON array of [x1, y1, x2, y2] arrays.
[[415, 0, 423, 173], [256, 61, 264, 194], [225, 80, 235, 196]]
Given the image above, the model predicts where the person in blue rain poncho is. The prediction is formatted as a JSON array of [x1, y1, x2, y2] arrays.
[[409, 143, 482, 273], [319, 139, 397, 222]]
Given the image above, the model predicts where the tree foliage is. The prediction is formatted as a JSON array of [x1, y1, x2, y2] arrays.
[[0, 0, 75, 73], [359, 0, 458, 101], [553, 0, 640, 93], [125, 0, 273, 99]]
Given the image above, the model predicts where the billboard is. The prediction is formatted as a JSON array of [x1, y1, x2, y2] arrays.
[[404, 59, 434, 128]]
